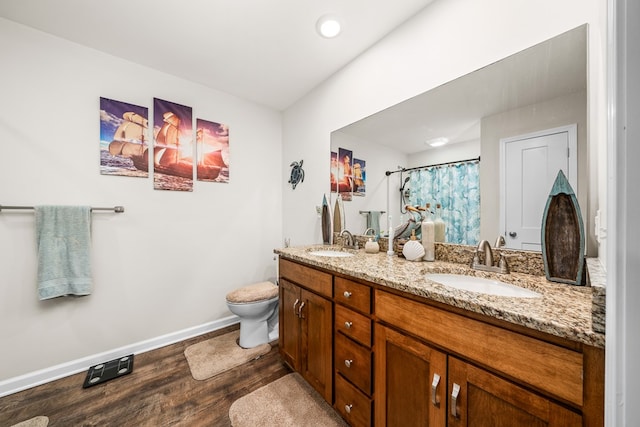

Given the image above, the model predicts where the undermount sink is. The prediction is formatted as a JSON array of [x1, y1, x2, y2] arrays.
[[308, 250, 355, 258], [425, 273, 541, 298]]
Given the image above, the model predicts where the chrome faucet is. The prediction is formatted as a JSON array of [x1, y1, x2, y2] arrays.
[[472, 238, 509, 274], [340, 229, 357, 249]]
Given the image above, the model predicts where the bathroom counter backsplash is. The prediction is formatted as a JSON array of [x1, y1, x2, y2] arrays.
[[275, 244, 605, 349]]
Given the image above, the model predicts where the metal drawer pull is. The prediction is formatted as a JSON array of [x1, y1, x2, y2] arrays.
[[298, 301, 305, 318], [345, 404, 353, 414], [344, 321, 353, 329], [343, 291, 352, 298], [293, 299, 299, 317], [344, 359, 353, 368], [451, 383, 461, 418], [431, 373, 441, 406]]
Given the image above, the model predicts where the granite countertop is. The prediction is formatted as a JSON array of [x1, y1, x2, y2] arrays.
[[275, 245, 605, 349]]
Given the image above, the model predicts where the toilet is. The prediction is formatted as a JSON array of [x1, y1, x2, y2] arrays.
[[226, 281, 279, 348]]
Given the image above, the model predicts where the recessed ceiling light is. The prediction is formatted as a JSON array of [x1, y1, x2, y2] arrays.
[[427, 137, 449, 147], [316, 14, 341, 38]]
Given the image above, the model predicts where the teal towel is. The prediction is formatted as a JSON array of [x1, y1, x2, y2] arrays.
[[368, 211, 382, 237], [35, 205, 93, 300]]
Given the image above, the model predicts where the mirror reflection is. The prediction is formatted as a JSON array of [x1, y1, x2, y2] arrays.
[[331, 24, 589, 251]]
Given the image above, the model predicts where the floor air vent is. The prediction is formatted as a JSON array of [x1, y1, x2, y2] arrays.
[[82, 354, 134, 388]]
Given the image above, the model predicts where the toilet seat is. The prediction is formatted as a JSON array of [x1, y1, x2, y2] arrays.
[[226, 281, 278, 304]]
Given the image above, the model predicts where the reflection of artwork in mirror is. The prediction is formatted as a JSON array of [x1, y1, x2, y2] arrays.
[[408, 159, 480, 245], [195, 119, 230, 183], [337, 148, 353, 201], [330, 151, 338, 193], [353, 158, 366, 196], [99, 97, 149, 178]]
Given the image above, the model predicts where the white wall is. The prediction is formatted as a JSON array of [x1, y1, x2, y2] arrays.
[[282, 0, 607, 256], [609, 0, 640, 424], [0, 19, 282, 381]]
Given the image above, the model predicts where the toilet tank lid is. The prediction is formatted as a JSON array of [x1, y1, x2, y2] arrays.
[[226, 281, 278, 303]]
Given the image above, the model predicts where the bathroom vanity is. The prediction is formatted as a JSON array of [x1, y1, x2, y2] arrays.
[[276, 244, 604, 427]]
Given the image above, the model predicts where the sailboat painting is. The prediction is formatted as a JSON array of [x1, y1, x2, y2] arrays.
[[353, 158, 366, 196], [196, 119, 229, 183], [148, 98, 194, 192], [99, 97, 149, 178]]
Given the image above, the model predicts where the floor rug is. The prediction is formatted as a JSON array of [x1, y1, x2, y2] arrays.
[[10, 416, 49, 427], [228, 373, 348, 427], [184, 330, 271, 380]]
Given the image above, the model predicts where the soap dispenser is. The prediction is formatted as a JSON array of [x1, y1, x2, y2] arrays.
[[421, 203, 435, 261], [365, 237, 380, 254], [434, 203, 446, 243], [402, 230, 425, 261]]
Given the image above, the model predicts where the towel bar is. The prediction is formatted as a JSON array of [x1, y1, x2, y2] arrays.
[[359, 210, 385, 215], [0, 205, 125, 213]]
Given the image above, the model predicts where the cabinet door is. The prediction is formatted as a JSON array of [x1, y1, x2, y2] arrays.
[[374, 324, 447, 427], [447, 357, 582, 427], [300, 288, 333, 403], [279, 279, 301, 371]]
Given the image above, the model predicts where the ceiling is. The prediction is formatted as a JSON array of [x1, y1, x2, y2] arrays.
[[336, 25, 587, 154], [0, 0, 435, 111]]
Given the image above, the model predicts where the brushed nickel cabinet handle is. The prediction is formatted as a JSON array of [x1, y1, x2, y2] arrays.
[[344, 404, 353, 414], [344, 359, 353, 368], [293, 299, 299, 317], [451, 383, 461, 418], [298, 301, 305, 319], [343, 291, 352, 298], [431, 373, 441, 406], [344, 321, 353, 329]]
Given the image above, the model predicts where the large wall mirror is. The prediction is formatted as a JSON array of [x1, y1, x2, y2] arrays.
[[331, 24, 593, 254]]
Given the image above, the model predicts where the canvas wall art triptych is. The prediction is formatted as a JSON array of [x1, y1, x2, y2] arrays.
[[331, 148, 365, 201], [100, 97, 229, 192]]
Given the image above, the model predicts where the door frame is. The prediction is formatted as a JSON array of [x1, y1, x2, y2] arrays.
[[498, 124, 578, 242]]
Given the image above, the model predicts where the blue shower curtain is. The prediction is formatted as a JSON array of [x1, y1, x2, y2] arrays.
[[408, 161, 480, 245]]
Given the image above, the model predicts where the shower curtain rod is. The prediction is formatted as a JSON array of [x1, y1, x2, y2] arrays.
[[385, 156, 480, 176], [0, 205, 125, 213]]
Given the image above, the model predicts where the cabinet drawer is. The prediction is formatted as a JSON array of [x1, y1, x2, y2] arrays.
[[335, 277, 371, 314], [375, 289, 584, 406], [279, 258, 333, 298], [335, 304, 372, 347], [335, 373, 372, 427], [335, 333, 372, 395]]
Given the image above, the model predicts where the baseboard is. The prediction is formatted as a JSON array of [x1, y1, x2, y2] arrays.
[[0, 315, 239, 398]]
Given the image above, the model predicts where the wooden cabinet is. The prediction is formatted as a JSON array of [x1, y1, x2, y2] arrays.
[[278, 260, 333, 403], [333, 277, 374, 427], [375, 322, 580, 427], [375, 289, 602, 427], [447, 357, 581, 427], [374, 324, 447, 427]]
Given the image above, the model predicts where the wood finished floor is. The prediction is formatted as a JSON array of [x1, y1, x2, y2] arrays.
[[0, 325, 291, 427]]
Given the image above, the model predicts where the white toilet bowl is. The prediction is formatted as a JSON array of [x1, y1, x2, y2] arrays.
[[226, 281, 279, 348]]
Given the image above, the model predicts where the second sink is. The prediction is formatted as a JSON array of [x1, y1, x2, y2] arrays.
[[425, 273, 540, 298], [308, 250, 355, 258]]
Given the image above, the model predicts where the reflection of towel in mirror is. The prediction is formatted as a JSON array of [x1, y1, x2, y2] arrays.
[[35, 205, 93, 300], [367, 211, 382, 236]]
